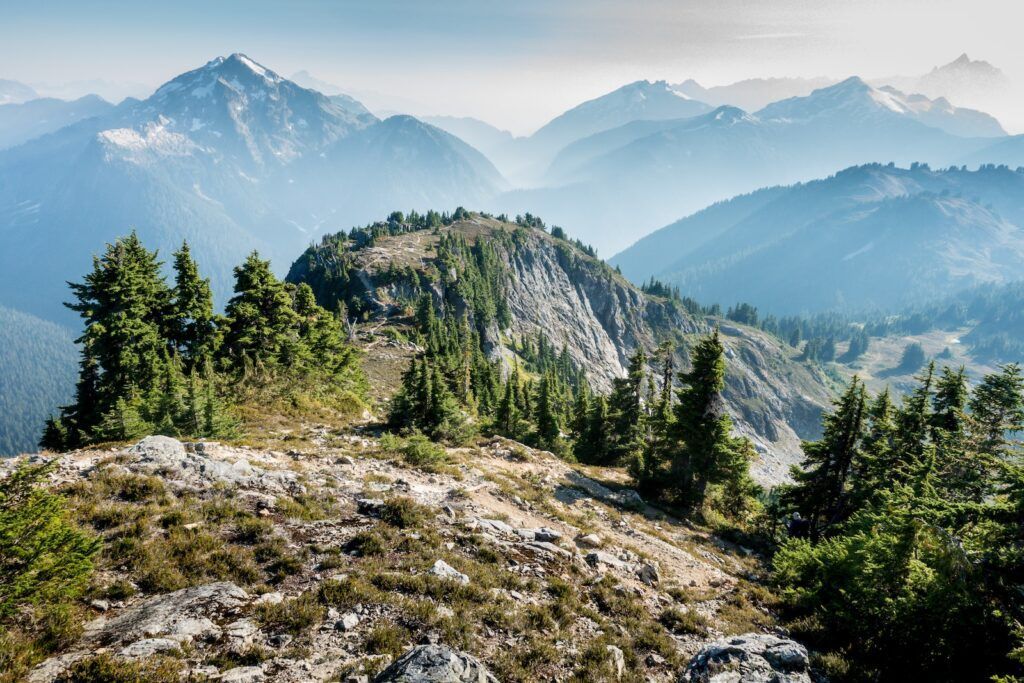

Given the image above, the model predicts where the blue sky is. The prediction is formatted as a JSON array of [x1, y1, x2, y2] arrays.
[[1, 0, 1019, 133]]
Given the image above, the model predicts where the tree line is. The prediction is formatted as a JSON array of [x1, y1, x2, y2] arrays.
[[42, 233, 366, 450], [773, 364, 1024, 680]]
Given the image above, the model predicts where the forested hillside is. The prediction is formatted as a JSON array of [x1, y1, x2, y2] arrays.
[[613, 164, 1024, 315], [0, 306, 77, 455]]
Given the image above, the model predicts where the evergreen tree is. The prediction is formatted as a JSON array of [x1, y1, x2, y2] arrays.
[[168, 241, 217, 366], [534, 373, 561, 452], [223, 252, 301, 368], [607, 349, 647, 464], [668, 331, 751, 509], [494, 367, 524, 440], [781, 377, 867, 540], [575, 395, 610, 464]]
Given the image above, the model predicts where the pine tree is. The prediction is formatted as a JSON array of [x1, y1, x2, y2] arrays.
[[969, 363, 1024, 458], [850, 388, 898, 510], [495, 367, 523, 440], [781, 377, 867, 540], [607, 349, 647, 464], [668, 330, 751, 509], [62, 232, 169, 437], [169, 241, 217, 366], [223, 252, 301, 368], [534, 373, 561, 452], [575, 395, 610, 464]]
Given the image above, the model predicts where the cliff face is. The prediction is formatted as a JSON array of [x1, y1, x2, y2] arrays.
[[288, 215, 832, 482]]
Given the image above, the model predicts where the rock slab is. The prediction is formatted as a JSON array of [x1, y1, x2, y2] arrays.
[[686, 633, 811, 683]]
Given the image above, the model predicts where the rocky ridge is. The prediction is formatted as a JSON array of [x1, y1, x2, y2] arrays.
[[10, 430, 807, 681]]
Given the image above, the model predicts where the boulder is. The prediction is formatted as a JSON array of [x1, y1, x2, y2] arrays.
[[127, 436, 297, 492], [128, 435, 186, 459], [429, 560, 470, 585], [374, 644, 498, 682], [118, 637, 181, 658], [686, 633, 811, 683], [336, 613, 360, 632], [637, 562, 660, 586], [585, 551, 626, 571], [532, 527, 563, 543], [220, 666, 266, 683], [475, 518, 515, 536], [578, 533, 603, 548]]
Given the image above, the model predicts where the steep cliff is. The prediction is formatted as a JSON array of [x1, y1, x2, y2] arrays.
[[287, 214, 833, 481]]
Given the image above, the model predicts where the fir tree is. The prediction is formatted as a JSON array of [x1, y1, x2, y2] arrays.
[[168, 241, 217, 366], [668, 330, 751, 509], [223, 252, 301, 368], [781, 377, 867, 540], [534, 373, 562, 452]]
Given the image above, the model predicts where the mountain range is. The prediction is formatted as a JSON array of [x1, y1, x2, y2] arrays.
[[495, 76, 1004, 255], [0, 54, 505, 322], [612, 163, 1024, 314]]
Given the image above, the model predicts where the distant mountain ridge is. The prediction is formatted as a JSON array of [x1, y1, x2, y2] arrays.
[[0, 95, 114, 150], [612, 164, 1024, 315], [0, 78, 38, 104], [0, 54, 506, 323], [494, 77, 1004, 255]]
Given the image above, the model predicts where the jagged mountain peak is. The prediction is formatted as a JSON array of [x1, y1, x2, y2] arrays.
[[756, 76, 933, 123]]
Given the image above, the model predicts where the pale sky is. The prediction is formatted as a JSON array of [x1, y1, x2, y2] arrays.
[[2, 0, 1021, 134]]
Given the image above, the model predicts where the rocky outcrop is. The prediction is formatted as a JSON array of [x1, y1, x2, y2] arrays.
[[30, 582, 250, 681], [686, 633, 811, 683], [374, 645, 498, 683], [128, 435, 302, 493]]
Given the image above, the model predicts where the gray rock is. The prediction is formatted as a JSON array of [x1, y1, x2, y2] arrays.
[[118, 637, 181, 658], [606, 644, 625, 680], [129, 435, 186, 459], [374, 644, 498, 682], [475, 518, 514, 536], [254, 591, 284, 605], [585, 551, 626, 570], [220, 666, 266, 683], [532, 527, 563, 543], [223, 618, 260, 646], [687, 633, 811, 683], [522, 541, 571, 559], [429, 560, 469, 585], [93, 582, 248, 646], [578, 533, 603, 548], [637, 562, 660, 586], [336, 613, 360, 632], [127, 436, 297, 492]]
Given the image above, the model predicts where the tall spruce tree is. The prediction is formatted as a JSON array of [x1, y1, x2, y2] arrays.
[[781, 377, 867, 540], [223, 252, 301, 368], [668, 330, 751, 509], [169, 241, 217, 367], [607, 349, 647, 464], [60, 233, 169, 440]]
